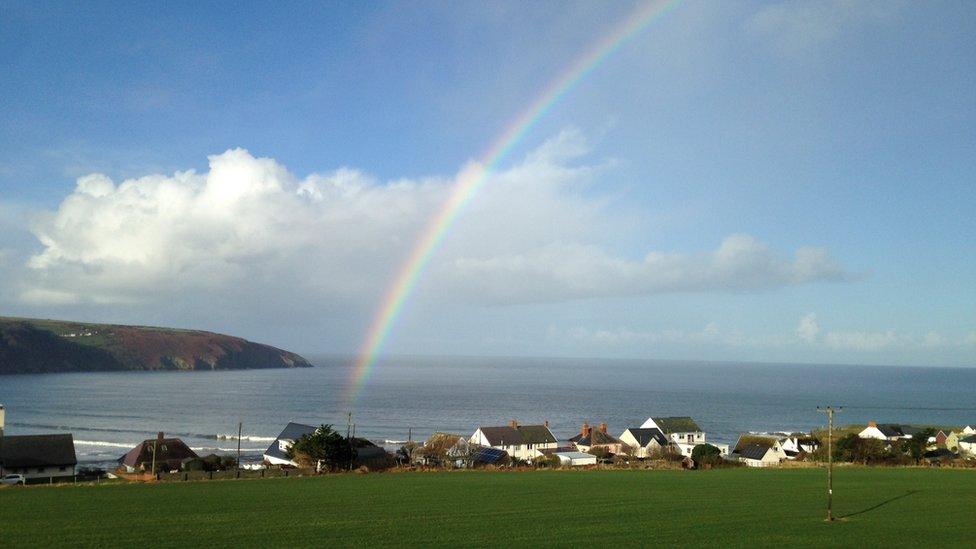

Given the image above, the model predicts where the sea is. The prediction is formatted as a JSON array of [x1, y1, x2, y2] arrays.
[[1, 356, 974, 468]]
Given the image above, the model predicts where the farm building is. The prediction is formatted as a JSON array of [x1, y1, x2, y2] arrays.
[[553, 451, 597, 466]]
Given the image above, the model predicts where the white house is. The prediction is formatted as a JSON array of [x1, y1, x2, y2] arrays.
[[779, 435, 820, 459], [263, 422, 317, 466], [469, 420, 558, 461], [959, 435, 976, 457], [732, 437, 788, 467], [858, 421, 916, 441], [618, 427, 669, 458], [553, 451, 597, 466], [639, 417, 728, 457], [963, 426, 976, 435]]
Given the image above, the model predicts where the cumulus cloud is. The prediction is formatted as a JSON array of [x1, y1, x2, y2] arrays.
[[19, 133, 848, 312], [795, 313, 819, 343]]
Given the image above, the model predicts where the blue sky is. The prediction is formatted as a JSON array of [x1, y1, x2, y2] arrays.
[[1, 1, 973, 366]]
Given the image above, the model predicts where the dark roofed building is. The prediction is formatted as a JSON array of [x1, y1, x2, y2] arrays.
[[731, 436, 787, 467], [264, 422, 317, 466], [120, 432, 198, 473], [0, 433, 77, 480], [569, 422, 626, 454], [619, 427, 670, 458]]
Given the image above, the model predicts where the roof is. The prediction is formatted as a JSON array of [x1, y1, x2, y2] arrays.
[[264, 422, 316, 461], [0, 434, 77, 468], [470, 446, 508, 464], [961, 435, 976, 443], [554, 451, 596, 460], [477, 425, 557, 446], [651, 417, 701, 434], [624, 428, 668, 447], [569, 429, 621, 446], [121, 437, 198, 467], [734, 443, 770, 461]]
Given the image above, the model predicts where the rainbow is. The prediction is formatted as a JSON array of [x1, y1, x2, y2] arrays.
[[344, 0, 681, 405]]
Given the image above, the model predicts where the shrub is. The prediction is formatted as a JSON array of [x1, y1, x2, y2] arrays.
[[691, 444, 722, 469]]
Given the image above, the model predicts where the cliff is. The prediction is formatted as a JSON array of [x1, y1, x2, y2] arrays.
[[0, 317, 313, 374]]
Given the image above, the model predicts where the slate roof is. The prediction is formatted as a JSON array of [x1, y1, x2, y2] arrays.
[[570, 429, 622, 446], [0, 434, 77, 468], [120, 437, 197, 467], [734, 443, 770, 461], [264, 422, 317, 462], [874, 424, 919, 438], [961, 434, 976, 444], [477, 425, 556, 446], [652, 417, 702, 434], [624, 428, 669, 447]]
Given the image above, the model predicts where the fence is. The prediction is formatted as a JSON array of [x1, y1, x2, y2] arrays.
[[158, 468, 316, 482]]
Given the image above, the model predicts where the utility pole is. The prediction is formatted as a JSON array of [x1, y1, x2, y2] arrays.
[[347, 412, 354, 472], [817, 406, 842, 521]]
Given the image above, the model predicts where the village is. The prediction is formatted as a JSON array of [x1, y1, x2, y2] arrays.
[[2, 402, 975, 486]]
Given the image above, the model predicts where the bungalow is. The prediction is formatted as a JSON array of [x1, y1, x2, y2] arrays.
[[639, 417, 728, 457], [264, 422, 317, 466], [469, 420, 559, 461], [0, 433, 77, 481], [569, 422, 626, 455], [858, 421, 917, 441], [553, 451, 597, 466], [731, 436, 787, 467], [120, 433, 198, 473], [618, 427, 669, 458]]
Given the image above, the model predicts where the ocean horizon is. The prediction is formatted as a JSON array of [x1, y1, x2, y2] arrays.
[[2, 355, 974, 467]]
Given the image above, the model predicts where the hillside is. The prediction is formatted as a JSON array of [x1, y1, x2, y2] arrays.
[[0, 317, 313, 374]]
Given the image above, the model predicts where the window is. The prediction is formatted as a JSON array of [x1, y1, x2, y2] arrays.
[[59, 466, 67, 472], [528, 443, 533, 450]]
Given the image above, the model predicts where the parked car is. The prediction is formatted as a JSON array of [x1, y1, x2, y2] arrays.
[[1, 474, 26, 485]]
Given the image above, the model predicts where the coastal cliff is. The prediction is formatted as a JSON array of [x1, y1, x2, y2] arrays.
[[0, 317, 313, 374]]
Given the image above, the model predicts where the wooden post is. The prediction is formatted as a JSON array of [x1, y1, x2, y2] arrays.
[[817, 406, 843, 521]]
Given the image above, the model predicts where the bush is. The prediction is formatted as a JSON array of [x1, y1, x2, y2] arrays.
[[691, 444, 722, 469]]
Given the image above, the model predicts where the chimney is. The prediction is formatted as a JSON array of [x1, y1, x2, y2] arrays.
[[868, 420, 877, 428], [508, 419, 518, 429], [544, 420, 549, 428], [157, 431, 165, 441], [0, 404, 5, 438], [599, 422, 607, 434]]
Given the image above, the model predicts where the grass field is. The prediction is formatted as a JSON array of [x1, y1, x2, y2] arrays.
[[1, 468, 974, 547]]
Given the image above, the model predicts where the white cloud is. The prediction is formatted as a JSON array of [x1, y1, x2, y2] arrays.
[[18, 133, 848, 311], [796, 313, 819, 343]]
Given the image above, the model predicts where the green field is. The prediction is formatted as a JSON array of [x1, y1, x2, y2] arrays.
[[1, 468, 974, 547]]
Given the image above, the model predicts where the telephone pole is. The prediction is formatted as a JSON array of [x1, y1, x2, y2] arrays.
[[817, 406, 842, 521]]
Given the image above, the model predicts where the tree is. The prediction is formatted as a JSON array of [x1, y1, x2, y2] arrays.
[[287, 424, 354, 471], [691, 444, 722, 468], [906, 428, 937, 464]]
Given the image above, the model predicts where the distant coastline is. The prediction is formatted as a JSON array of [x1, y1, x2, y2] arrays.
[[0, 317, 313, 375]]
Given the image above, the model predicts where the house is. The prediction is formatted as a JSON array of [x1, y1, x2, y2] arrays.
[[264, 422, 317, 466], [553, 451, 597, 466], [780, 434, 820, 459], [469, 420, 558, 461], [934, 430, 949, 447], [639, 417, 728, 457], [351, 438, 394, 471], [858, 421, 917, 441], [618, 427, 670, 458], [0, 433, 77, 481], [963, 426, 976, 435], [417, 432, 466, 466], [120, 433, 198, 473], [731, 436, 787, 467], [959, 434, 976, 457], [569, 422, 626, 454]]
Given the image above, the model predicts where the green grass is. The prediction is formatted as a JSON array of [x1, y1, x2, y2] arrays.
[[1, 468, 974, 547]]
